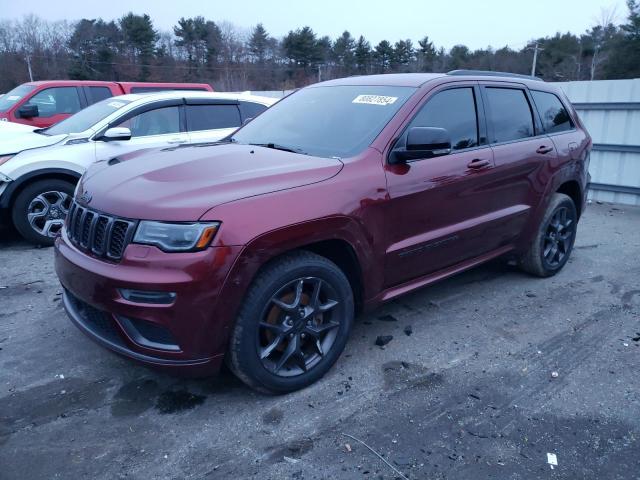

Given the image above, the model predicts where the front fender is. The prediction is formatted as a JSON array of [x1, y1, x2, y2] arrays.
[[209, 216, 381, 356]]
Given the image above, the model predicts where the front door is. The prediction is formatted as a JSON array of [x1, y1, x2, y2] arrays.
[[383, 84, 526, 288], [16, 86, 83, 128], [94, 104, 190, 162]]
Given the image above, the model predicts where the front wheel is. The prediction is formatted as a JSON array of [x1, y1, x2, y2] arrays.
[[227, 251, 354, 394], [11, 179, 75, 246], [520, 192, 577, 277]]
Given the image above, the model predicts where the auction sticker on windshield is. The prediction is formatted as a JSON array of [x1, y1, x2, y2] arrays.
[[352, 95, 398, 106]]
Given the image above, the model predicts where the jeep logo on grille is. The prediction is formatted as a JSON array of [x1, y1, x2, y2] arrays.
[[78, 191, 92, 205]]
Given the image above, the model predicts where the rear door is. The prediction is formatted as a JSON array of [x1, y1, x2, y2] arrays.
[[479, 82, 558, 237], [94, 100, 189, 161], [184, 100, 242, 143]]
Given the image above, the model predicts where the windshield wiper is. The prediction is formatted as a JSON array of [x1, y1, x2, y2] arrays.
[[249, 143, 306, 155]]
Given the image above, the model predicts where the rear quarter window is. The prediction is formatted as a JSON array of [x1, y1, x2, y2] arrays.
[[87, 87, 113, 104], [186, 104, 242, 131], [239, 101, 268, 122], [531, 90, 573, 134]]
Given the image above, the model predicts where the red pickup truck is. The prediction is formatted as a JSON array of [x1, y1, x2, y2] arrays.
[[0, 80, 213, 128]]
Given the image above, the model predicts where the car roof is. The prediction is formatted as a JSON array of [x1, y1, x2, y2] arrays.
[[316, 73, 446, 88], [119, 91, 277, 106], [313, 71, 549, 89]]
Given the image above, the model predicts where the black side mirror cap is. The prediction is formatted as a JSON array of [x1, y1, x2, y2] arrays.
[[17, 104, 39, 118], [390, 127, 452, 164], [407, 126, 451, 152]]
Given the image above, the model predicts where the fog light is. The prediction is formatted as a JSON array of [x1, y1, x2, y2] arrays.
[[119, 289, 176, 305]]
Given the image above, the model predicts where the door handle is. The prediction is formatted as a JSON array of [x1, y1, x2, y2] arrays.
[[467, 158, 490, 169], [536, 145, 554, 154], [168, 138, 187, 144]]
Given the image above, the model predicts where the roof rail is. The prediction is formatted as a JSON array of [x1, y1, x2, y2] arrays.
[[447, 69, 543, 81]]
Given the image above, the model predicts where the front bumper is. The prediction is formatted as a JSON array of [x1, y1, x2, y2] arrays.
[[55, 230, 242, 377]]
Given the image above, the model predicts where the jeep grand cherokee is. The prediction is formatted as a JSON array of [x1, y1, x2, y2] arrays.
[[55, 71, 591, 393]]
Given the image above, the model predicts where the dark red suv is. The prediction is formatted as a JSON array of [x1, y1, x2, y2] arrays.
[[54, 71, 591, 393]]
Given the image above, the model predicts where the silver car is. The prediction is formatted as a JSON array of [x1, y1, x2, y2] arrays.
[[0, 91, 275, 244]]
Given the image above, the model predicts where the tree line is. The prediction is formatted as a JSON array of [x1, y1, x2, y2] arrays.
[[0, 1, 639, 93]]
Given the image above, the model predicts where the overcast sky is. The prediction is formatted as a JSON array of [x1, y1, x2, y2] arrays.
[[0, 0, 626, 49]]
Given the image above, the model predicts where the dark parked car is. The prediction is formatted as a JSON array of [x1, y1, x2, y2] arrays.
[[55, 71, 591, 393]]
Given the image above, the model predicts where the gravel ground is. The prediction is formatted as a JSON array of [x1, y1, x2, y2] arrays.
[[0, 202, 639, 480]]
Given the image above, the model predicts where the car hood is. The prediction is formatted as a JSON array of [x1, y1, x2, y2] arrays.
[[0, 127, 67, 154], [78, 143, 344, 221]]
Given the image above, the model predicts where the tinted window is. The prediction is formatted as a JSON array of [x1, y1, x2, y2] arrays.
[[408, 88, 478, 150], [186, 104, 241, 131], [88, 87, 112, 104], [231, 85, 415, 158], [485, 88, 534, 143], [531, 90, 573, 134], [115, 106, 180, 137], [45, 98, 131, 136], [25, 87, 81, 118], [239, 101, 268, 122], [0, 84, 35, 112]]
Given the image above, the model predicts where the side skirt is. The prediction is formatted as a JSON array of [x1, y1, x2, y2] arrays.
[[368, 245, 514, 306]]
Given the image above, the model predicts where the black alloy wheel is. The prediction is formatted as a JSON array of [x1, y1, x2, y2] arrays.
[[257, 277, 341, 377], [541, 206, 575, 268], [227, 251, 354, 394]]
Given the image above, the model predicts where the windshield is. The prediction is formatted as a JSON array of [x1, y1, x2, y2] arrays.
[[231, 85, 416, 158], [44, 98, 132, 136], [0, 84, 36, 113]]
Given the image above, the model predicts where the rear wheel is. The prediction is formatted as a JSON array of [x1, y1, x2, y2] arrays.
[[227, 251, 354, 394], [11, 179, 75, 246], [520, 193, 577, 277]]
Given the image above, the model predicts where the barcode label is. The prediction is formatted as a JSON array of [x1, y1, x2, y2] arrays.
[[352, 95, 398, 106]]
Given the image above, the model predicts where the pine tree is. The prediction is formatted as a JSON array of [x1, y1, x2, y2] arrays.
[[354, 35, 372, 73], [248, 23, 270, 63]]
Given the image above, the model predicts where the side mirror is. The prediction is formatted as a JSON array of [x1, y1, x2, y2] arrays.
[[17, 104, 39, 118], [390, 127, 451, 164], [100, 127, 131, 142]]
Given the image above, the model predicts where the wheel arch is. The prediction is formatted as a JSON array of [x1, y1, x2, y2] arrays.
[[230, 217, 374, 314], [556, 180, 583, 218], [1, 168, 81, 211], [272, 238, 364, 314]]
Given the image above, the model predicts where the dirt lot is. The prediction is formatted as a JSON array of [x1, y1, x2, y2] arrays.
[[0, 202, 639, 480]]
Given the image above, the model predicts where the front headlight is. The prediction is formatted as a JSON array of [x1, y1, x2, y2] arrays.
[[133, 221, 220, 252], [0, 155, 15, 167]]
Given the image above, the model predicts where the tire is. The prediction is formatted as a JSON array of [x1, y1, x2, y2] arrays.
[[520, 193, 577, 277], [11, 179, 75, 246], [227, 251, 354, 394]]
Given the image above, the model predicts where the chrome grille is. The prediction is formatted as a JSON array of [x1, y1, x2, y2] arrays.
[[66, 201, 137, 261]]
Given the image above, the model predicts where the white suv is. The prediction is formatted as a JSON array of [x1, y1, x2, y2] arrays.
[[0, 91, 275, 245]]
